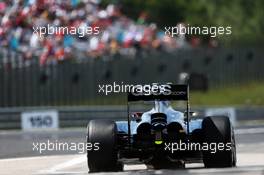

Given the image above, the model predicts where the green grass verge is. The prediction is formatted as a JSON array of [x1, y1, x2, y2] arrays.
[[190, 82, 264, 106]]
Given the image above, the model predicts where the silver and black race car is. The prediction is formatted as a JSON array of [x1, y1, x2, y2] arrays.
[[86, 84, 236, 172]]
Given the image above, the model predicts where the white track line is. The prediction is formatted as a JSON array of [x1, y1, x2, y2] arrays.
[[0, 155, 68, 162], [37, 155, 86, 174], [238, 142, 264, 148], [237, 153, 264, 166], [235, 127, 264, 134]]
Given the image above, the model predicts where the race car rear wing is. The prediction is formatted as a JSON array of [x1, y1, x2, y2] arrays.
[[126, 84, 191, 145], [127, 84, 189, 102]]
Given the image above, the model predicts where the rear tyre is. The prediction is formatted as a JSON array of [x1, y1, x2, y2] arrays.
[[202, 116, 236, 168], [87, 120, 122, 172]]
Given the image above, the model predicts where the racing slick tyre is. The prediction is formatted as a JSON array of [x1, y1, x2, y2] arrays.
[[87, 120, 123, 172], [202, 116, 236, 168]]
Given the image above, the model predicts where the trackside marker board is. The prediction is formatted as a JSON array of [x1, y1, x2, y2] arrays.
[[205, 107, 236, 126], [21, 110, 59, 130]]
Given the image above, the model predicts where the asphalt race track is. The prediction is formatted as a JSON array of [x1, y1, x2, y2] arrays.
[[1, 126, 264, 175]]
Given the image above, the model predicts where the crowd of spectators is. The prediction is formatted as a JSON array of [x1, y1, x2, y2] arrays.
[[0, 0, 193, 67]]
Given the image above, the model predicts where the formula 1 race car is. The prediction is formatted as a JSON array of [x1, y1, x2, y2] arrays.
[[86, 84, 236, 172]]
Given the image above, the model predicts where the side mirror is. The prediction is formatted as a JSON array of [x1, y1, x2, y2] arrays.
[[184, 111, 198, 118], [131, 112, 143, 123]]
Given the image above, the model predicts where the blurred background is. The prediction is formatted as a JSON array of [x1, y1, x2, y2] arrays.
[[0, 0, 264, 129]]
